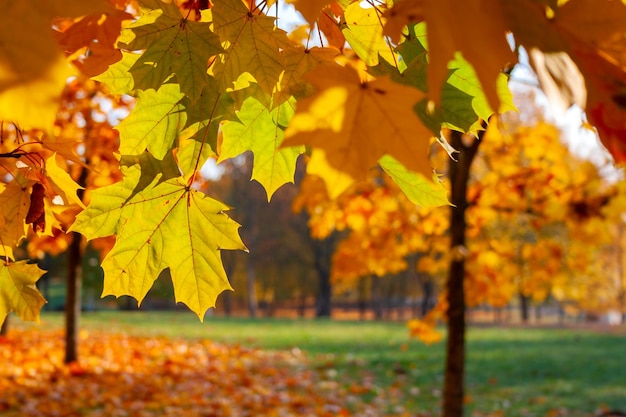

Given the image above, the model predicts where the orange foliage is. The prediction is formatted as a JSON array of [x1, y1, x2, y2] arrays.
[[0, 329, 411, 417]]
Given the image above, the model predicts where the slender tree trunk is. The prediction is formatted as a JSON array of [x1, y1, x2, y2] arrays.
[[519, 292, 530, 323], [443, 130, 480, 417], [421, 279, 434, 317], [65, 230, 83, 364], [65, 166, 87, 364], [316, 271, 332, 317], [313, 237, 334, 318]]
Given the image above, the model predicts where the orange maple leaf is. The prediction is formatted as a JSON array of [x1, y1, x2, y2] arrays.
[[283, 63, 434, 185], [383, 0, 514, 109], [287, 0, 335, 28]]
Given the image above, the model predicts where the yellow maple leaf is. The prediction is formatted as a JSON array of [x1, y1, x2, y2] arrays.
[[0, 0, 108, 130], [307, 148, 357, 198], [283, 63, 434, 186], [0, 260, 47, 324], [342, 2, 397, 67]]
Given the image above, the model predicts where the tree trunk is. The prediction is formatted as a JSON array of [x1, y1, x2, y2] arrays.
[[519, 292, 530, 323], [65, 166, 87, 365], [316, 270, 332, 317], [313, 237, 334, 318], [421, 279, 434, 317], [443, 130, 480, 417], [65, 230, 82, 364]]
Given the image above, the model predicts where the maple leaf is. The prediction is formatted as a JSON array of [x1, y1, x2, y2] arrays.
[[382, 0, 422, 43], [306, 148, 358, 198], [118, 0, 223, 103], [54, 8, 133, 77], [220, 97, 304, 200], [274, 46, 340, 106], [92, 51, 140, 95], [0, 0, 108, 130], [211, 0, 291, 94], [116, 83, 187, 158], [283, 63, 434, 185], [372, 23, 515, 134], [45, 154, 85, 209], [379, 155, 449, 207], [401, 0, 515, 110], [0, 180, 31, 248], [286, 0, 335, 28], [503, 0, 626, 162], [318, 8, 347, 51], [342, 2, 397, 67], [0, 260, 46, 324], [71, 152, 246, 318], [177, 81, 235, 180]]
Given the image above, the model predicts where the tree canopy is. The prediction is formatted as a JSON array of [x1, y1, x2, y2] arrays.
[[1, 0, 626, 325]]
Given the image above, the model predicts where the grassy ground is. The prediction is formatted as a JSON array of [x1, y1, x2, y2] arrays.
[[15, 311, 626, 416]]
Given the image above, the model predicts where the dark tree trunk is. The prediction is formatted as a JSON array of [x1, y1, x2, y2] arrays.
[[65, 166, 88, 364], [316, 271, 332, 317], [65, 230, 83, 364], [443, 130, 480, 417], [421, 279, 434, 317], [519, 292, 530, 323], [312, 237, 335, 318]]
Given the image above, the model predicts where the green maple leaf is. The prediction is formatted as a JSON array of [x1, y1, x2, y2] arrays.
[[379, 155, 449, 207], [92, 51, 139, 95], [220, 96, 304, 200], [71, 153, 246, 318], [177, 81, 235, 180], [0, 260, 46, 324], [119, 0, 223, 102], [373, 23, 515, 134], [116, 83, 186, 158], [212, 0, 290, 94]]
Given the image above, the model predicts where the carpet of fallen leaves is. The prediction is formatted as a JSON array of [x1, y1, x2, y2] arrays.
[[0, 329, 414, 417]]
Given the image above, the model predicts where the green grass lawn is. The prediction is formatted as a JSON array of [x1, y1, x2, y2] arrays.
[[16, 311, 626, 416]]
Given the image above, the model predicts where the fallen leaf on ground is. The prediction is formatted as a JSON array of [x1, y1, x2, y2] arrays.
[[0, 329, 418, 417]]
